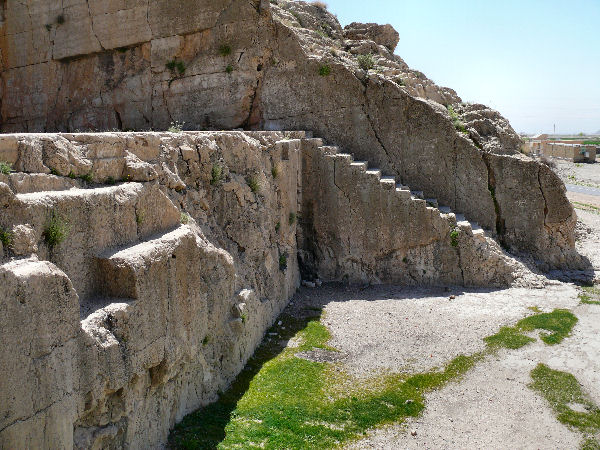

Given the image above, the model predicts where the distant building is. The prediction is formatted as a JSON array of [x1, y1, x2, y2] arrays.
[[525, 135, 596, 163]]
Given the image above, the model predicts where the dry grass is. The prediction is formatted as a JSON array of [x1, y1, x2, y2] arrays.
[[311, 1, 328, 9]]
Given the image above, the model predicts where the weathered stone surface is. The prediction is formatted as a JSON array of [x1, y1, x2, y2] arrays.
[[0, 131, 303, 449]]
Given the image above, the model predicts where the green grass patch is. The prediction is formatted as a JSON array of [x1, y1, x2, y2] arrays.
[[0, 161, 12, 175], [211, 165, 223, 186], [247, 175, 260, 193], [530, 364, 600, 446], [170, 308, 483, 449], [484, 309, 578, 349], [579, 286, 600, 305], [583, 141, 600, 146]]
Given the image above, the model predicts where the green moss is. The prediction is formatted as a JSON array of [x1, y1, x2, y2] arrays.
[[225, 65, 234, 74], [289, 212, 296, 226], [44, 211, 70, 249], [484, 309, 578, 349], [167, 59, 186, 75], [530, 364, 600, 445], [279, 253, 288, 271], [0, 161, 12, 175]]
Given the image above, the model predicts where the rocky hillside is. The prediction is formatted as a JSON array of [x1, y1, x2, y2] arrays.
[[0, 0, 584, 270]]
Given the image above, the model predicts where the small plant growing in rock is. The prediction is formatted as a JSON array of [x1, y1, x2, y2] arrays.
[[211, 164, 223, 185], [168, 121, 185, 133], [319, 64, 331, 76], [289, 212, 296, 226], [447, 105, 468, 134], [450, 228, 460, 247], [247, 175, 260, 193], [136, 210, 145, 225], [50, 168, 60, 176], [45, 24, 52, 31], [275, 222, 281, 233], [180, 212, 190, 225], [357, 54, 375, 70], [68, 171, 76, 179], [226, 65, 234, 74], [271, 164, 279, 179], [279, 253, 288, 271], [241, 313, 248, 324], [219, 44, 232, 56], [202, 335, 211, 346], [166, 59, 186, 75], [0, 228, 12, 248], [44, 211, 69, 249], [56, 14, 65, 25], [80, 172, 93, 183], [0, 161, 12, 175], [105, 176, 116, 185]]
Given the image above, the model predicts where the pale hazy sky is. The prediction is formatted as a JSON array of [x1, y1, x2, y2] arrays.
[[326, 0, 600, 134]]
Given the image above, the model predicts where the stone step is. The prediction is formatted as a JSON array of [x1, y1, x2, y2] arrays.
[[379, 176, 396, 189], [439, 206, 452, 214], [411, 190, 424, 200], [335, 153, 353, 162], [320, 146, 339, 155], [365, 169, 381, 180], [350, 161, 368, 170], [0, 172, 82, 194]]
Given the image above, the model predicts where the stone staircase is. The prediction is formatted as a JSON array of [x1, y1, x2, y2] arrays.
[[300, 139, 534, 287]]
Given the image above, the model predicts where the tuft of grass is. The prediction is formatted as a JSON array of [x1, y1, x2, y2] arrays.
[[275, 222, 281, 233], [202, 335, 210, 346], [319, 64, 331, 76], [56, 14, 65, 25], [279, 253, 288, 271], [271, 164, 279, 179], [219, 44, 232, 57], [166, 59, 186, 75], [44, 211, 70, 249], [0, 228, 12, 248], [530, 364, 600, 446], [225, 64, 234, 74], [168, 121, 185, 133], [241, 313, 248, 324], [289, 212, 296, 226], [484, 309, 578, 349], [0, 161, 12, 175], [105, 176, 116, 185], [447, 105, 468, 134], [450, 228, 460, 247], [211, 165, 223, 186], [356, 53, 375, 71], [180, 212, 190, 225], [247, 175, 260, 193], [68, 171, 76, 179]]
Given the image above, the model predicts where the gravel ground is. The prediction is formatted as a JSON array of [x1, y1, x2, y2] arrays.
[[550, 158, 600, 188], [267, 196, 600, 449]]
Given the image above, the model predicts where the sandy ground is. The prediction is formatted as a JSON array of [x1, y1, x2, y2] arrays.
[[280, 204, 600, 449]]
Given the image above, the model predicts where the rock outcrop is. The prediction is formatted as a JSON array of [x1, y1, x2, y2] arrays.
[[0, 0, 582, 270]]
